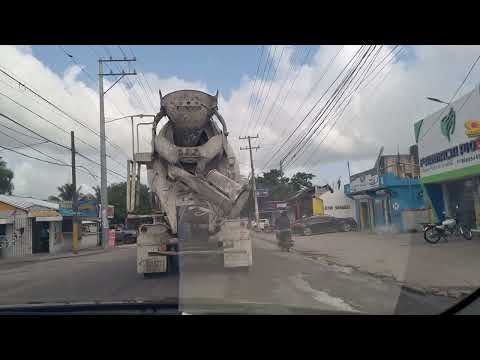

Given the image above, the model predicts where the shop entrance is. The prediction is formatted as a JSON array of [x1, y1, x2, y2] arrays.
[[360, 201, 371, 231], [446, 177, 477, 227], [32, 220, 50, 254]]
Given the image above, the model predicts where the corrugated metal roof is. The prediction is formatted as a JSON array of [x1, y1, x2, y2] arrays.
[[0, 195, 59, 211]]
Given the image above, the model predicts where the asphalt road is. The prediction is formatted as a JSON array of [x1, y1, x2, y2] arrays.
[[0, 237, 462, 314]]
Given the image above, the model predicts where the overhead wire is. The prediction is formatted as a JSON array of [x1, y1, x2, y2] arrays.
[[265, 46, 314, 132], [419, 53, 480, 143], [303, 47, 406, 167], [57, 45, 125, 117], [297, 46, 388, 168], [251, 46, 286, 135], [239, 45, 265, 136], [0, 65, 130, 160], [244, 45, 277, 136], [0, 112, 126, 180], [283, 45, 377, 170], [260, 45, 345, 171], [0, 89, 126, 169], [257, 46, 308, 135], [273, 45, 366, 170]]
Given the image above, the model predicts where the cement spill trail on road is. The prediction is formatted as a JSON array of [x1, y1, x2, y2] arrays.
[[290, 274, 360, 313]]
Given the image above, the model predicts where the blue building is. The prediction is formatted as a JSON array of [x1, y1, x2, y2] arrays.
[[345, 147, 429, 233]]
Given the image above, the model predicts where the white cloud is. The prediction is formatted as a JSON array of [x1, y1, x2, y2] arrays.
[[2, 44, 480, 197]]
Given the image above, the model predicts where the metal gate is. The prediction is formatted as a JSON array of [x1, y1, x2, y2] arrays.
[[2, 215, 32, 258]]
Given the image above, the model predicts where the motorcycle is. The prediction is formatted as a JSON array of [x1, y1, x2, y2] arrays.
[[276, 229, 294, 252], [423, 206, 473, 244]]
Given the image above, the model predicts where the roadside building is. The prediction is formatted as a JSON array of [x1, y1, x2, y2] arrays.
[[0, 195, 63, 258], [345, 146, 428, 233], [317, 180, 357, 222], [287, 186, 315, 221], [58, 197, 100, 249], [414, 85, 480, 230]]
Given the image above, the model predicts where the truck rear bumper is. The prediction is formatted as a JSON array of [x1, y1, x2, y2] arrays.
[[148, 249, 247, 256]]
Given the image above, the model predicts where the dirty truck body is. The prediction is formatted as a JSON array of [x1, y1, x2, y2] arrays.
[[128, 90, 252, 275]]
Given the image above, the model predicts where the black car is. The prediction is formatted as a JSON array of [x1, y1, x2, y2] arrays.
[[292, 215, 357, 236]]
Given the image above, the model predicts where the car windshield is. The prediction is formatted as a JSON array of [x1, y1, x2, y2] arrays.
[[0, 44, 479, 315]]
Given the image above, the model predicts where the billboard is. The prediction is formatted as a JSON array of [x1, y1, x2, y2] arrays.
[[350, 170, 379, 193], [59, 198, 97, 217], [415, 86, 480, 181]]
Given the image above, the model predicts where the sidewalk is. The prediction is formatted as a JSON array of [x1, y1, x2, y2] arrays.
[[255, 231, 480, 298], [0, 246, 107, 268]]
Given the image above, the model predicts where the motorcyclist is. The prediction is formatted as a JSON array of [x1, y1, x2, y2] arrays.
[[276, 211, 293, 251]]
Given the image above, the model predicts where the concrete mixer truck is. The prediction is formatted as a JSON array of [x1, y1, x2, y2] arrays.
[[126, 89, 253, 276]]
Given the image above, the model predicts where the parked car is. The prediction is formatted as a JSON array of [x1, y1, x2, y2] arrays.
[[114, 224, 138, 244], [292, 215, 357, 236]]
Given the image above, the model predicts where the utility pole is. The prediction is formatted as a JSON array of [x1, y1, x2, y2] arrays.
[[98, 56, 136, 248], [71, 131, 78, 254], [240, 135, 260, 223]]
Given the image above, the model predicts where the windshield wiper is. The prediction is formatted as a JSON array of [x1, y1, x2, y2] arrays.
[[0, 299, 180, 315], [441, 288, 480, 315]]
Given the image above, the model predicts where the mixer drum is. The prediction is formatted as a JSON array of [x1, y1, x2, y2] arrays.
[[161, 90, 218, 147]]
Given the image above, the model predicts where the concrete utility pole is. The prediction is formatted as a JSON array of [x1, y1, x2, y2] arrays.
[[98, 56, 136, 248], [239, 135, 260, 223], [71, 131, 78, 254]]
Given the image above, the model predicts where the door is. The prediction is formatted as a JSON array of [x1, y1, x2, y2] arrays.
[[32, 220, 50, 254], [447, 178, 476, 227], [360, 202, 370, 231]]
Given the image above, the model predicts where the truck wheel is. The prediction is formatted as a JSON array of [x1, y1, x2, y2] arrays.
[[303, 227, 312, 236]]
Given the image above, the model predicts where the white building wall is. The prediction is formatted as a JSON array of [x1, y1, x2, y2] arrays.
[[319, 187, 357, 221]]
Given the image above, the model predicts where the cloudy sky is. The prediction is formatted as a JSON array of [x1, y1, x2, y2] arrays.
[[1, 45, 480, 199]]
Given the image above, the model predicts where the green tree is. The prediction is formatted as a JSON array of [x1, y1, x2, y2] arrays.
[[289, 172, 315, 192], [56, 183, 83, 201], [0, 156, 14, 195], [107, 182, 151, 224], [48, 195, 61, 202]]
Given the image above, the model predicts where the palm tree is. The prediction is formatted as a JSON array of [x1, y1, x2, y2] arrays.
[[57, 183, 83, 201]]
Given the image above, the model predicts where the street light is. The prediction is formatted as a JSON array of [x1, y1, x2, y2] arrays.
[[426, 97, 450, 105]]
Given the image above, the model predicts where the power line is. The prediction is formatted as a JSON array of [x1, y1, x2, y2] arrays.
[[57, 45, 125, 117], [123, 46, 158, 113], [265, 46, 314, 132], [284, 46, 378, 170], [297, 47, 388, 168], [0, 121, 44, 142], [419, 53, 480, 142], [303, 48, 405, 167], [0, 92, 123, 166], [0, 145, 69, 167], [251, 46, 286, 135], [0, 112, 126, 180], [239, 45, 266, 136], [245, 45, 277, 136], [270, 46, 366, 171], [257, 46, 307, 135], [0, 63, 131, 161], [260, 45, 345, 171]]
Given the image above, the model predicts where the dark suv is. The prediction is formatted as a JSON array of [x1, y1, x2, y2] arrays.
[[292, 215, 357, 236]]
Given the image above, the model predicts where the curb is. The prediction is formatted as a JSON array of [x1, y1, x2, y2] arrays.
[[0, 248, 109, 268]]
